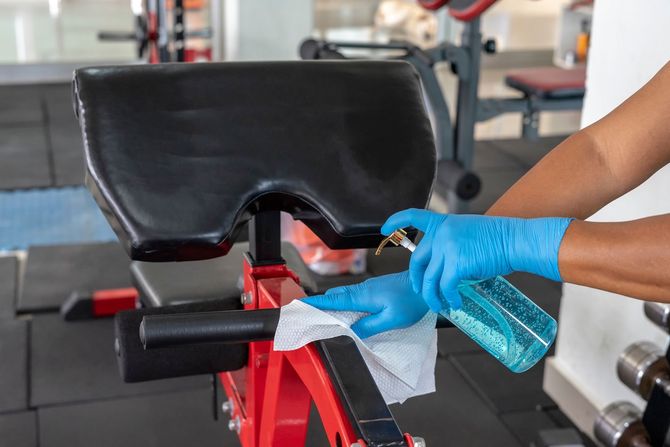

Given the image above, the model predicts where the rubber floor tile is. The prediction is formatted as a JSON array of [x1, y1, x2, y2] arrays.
[[492, 135, 567, 169], [39, 389, 238, 447], [390, 357, 520, 446], [450, 352, 554, 413], [0, 411, 37, 447], [0, 256, 18, 319], [49, 122, 85, 186], [438, 326, 482, 356], [0, 319, 29, 413], [30, 314, 210, 406], [0, 126, 51, 190], [474, 139, 525, 170], [469, 167, 526, 214], [500, 409, 559, 446], [19, 242, 130, 312], [0, 86, 44, 125]]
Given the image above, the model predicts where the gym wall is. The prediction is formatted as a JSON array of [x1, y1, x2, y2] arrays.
[[544, 0, 670, 440]]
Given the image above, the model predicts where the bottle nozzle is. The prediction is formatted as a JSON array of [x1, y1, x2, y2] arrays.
[[375, 228, 416, 255]]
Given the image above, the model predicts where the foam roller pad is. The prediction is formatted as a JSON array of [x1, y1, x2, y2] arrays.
[[115, 300, 247, 382]]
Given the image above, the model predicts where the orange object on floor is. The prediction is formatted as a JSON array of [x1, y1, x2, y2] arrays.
[[285, 220, 366, 276]]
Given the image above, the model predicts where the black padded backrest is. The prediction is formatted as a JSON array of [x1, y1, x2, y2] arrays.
[[73, 61, 436, 261]]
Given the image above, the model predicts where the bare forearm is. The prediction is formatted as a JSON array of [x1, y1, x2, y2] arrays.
[[559, 215, 670, 301], [488, 61, 670, 220], [487, 130, 624, 219], [483, 62, 670, 301]]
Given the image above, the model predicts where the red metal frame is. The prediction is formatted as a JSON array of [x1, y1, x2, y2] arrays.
[[92, 287, 139, 317], [418, 0, 451, 11], [147, 10, 160, 64], [219, 258, 415, 447], [418, 0, 499, 22]]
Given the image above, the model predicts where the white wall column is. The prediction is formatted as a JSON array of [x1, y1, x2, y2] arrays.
[[543, 0, 670, 441], [224, 0, 313, 61]]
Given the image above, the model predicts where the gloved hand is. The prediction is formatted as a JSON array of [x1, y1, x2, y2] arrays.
[[381, 209, 574, 313], [302, 271, 429, 339]]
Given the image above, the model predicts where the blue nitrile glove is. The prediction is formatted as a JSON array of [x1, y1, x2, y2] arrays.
[[302, 271, 429, 339], [381, 209, 574, 313]]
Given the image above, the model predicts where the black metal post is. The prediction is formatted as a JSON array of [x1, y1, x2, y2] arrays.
[[454, 18, 482, 175], [248, 211, 283, 265], [156, 0, 171, 62], [174, 0, 185, 62]]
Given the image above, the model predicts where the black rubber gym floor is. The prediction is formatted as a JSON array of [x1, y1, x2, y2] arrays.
[[0, 82, 594, 446], [0, 256, 18, 319], [19, 243, 131, 313]]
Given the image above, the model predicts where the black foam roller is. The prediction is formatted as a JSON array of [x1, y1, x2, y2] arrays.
[[436, 159, 481, 200], [140, 308, 279, 349], [140, 307, 454, 350], [114, 300, 247, 383]]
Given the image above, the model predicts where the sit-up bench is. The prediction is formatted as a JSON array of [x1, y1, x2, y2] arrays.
[[73, 60, 443, 446], [503, 66, 586, 139], [505, 66, 586, 100]]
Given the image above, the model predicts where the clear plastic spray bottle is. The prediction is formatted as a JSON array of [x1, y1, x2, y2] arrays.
[[376, 230, 557, 373]]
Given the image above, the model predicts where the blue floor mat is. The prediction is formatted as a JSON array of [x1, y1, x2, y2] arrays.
[[0, 187, 116, 250]]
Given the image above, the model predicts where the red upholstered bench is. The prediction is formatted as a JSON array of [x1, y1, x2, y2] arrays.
[[505, 66, 586, 99]]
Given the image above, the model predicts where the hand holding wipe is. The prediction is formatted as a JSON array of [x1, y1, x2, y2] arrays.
[[303, 271, 429, 339]]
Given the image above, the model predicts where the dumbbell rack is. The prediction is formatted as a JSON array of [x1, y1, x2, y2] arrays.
[[595, 303, 670, 447]]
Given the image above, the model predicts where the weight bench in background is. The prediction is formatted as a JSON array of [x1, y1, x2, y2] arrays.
[[492, 66, 586, 140], [301, 0, 585, 213], [73, 60, 445, 447]]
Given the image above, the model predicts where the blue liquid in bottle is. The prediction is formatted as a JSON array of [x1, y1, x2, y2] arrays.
[[441, 276, 557, 373]]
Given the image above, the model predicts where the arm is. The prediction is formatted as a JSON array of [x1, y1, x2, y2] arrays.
[[488, 61, 670, 301], [559, 216, 670, 301], [489, 61, 670, 219]]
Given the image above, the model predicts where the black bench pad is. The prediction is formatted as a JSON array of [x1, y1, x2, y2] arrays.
[[131, 243, 251, 307], [74, 61, 436, 261], [132, 241, 371, 307]]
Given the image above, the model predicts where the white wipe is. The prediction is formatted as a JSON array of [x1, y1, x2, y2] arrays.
[[273, 300, 438, 404]]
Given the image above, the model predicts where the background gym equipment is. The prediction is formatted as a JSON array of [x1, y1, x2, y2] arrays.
[[617, 342, 670, 403], [644, 302, 670, 333], [594, 401, 651, 447], [595, 304, 670, 447], [300, 0, 585, 213], [97, 0, 213, 63]]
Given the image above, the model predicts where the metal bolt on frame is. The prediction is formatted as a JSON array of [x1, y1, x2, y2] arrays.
[[221, 399, 234, 414], [240, 291, 253, 305], [228, 416, 241, 433]]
